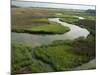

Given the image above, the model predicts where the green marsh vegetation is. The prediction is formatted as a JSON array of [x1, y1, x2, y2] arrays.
[[11, 7, 96, 74], [59, 9, 96, 36], [12, 35, 95, 73], [11, 43, 53, 74], [33, 34, 95, 71], [12, 8, 70, 34], [12, 22, 70, 34]]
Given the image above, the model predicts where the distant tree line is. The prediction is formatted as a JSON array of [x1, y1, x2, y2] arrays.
[[11, 5, 19, 8], [85, 9, 96, 15]]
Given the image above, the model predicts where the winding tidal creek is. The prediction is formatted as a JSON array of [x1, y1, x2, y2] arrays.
[[12, 17, 96, 70], [12, 18, 89, 46]]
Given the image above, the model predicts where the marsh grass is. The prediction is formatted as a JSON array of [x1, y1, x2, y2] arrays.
[[11, 34, 95, 74], [33, 35, 95, 71], [11, 7, 96, 74], [12, 22, 70, 34]]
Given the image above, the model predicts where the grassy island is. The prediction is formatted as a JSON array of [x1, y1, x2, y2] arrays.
[[12, 22, 70, 34]]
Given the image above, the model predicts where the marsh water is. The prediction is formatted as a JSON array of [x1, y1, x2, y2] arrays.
[[72, 59, 96, 70], [12, 18, 90, 46], [11, 17, 96, 70]]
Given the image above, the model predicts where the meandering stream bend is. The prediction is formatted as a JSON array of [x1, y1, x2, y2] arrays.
[[12, 17, 96, 70], [12, 18, 89, 46]]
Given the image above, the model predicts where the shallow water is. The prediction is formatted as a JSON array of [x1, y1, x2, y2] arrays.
[[72, 59, 96, 70], [12, 18, 89, 46], [11, 17, 95, 70], [74, 16, 85, 19]]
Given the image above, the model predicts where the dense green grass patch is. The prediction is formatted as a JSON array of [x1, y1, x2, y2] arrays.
[[11, 44, 33, 74], [34, 45, 86, 71], [33, 36, 95, 71], [11, 34, 95, 74], [83, 16, 96, 20], [12, 22, 70, 34], [25, 22, 70, 34], [59, 17, 79, 24], [11, 43, 53, 74], [30, 60, 53, 73]]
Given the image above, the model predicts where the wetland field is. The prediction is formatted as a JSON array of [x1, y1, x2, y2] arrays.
[[11, 1, 96, 74]]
